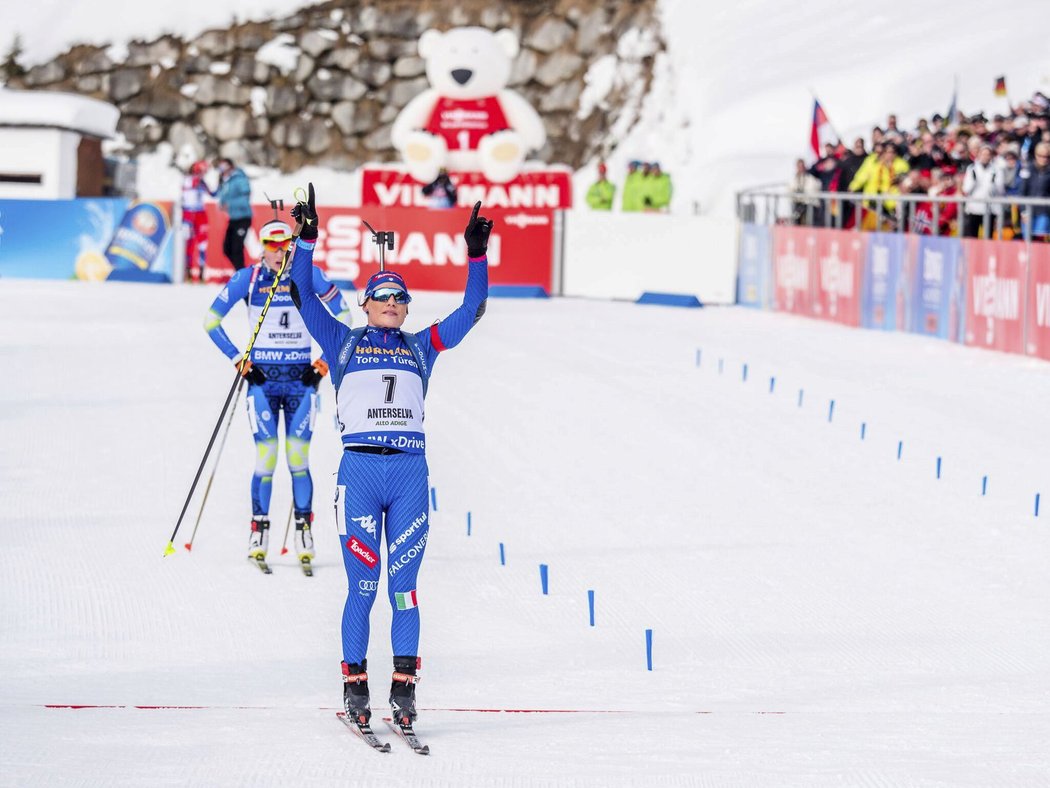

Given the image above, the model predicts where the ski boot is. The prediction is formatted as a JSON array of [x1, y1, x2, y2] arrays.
[[342, 660, 371, 724], [247, 517, 270, 561], [294, 512, 315, 562], [389, 656, 421, 726]]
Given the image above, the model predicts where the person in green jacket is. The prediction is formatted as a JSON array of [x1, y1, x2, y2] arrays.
[[586, 163, 616, 210], [643, 162, 673, 212], [621, 161, 645, 212]]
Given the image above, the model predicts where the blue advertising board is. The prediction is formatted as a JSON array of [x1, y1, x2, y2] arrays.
[[912, 236, 964, 339], [0, 198, 172, 282], [861, 232, 910, 331], [737, 223, 772, 308]]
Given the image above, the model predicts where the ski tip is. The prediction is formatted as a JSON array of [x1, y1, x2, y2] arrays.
[[183, 543, 193, 552], [163, 542, 176, 557]]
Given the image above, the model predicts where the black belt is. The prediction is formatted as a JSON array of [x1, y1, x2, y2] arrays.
[[345, 445, 404, 455]]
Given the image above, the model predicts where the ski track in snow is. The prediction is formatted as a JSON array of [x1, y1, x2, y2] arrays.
[[1, 280, 1049, 786]]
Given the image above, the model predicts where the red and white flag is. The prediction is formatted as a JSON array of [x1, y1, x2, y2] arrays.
[[810, 99, 837, 159]]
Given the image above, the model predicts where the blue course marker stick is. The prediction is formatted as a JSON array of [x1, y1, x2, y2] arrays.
[[645, 629, 653, 671], [769, 376, 776, 394], [897, 440, 903, 461], [1036, 493, 1041, 517], [860, 422, 867, 440], [742, 363, 748, 382], [936, 457, 942, 479], [539, 564, 549, 595], [718, 358, 724, 374], [499, 542, 505, 566], [430, 487, 438, 511], [828, 400, 835, 423], [982, 476, 988, 496], [696, 349, 701, 367], [588, 590, 595, 627], [467, 511, 472, 536], [798, 389, 804, 407]]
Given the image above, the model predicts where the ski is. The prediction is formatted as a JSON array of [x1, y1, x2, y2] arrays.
[[383, 716, 430, 755], [249, 556, 272, 574], [336, 712, 390, 753], [299, 556, 313, 577]]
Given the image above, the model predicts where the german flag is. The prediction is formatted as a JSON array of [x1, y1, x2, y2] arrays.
[[994, 76, 1008, 97]]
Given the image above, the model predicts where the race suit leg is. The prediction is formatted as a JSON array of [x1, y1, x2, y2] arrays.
[[283, 382, 316, 517], [383, 453, 430, 658], [336, 450, 387, 664], [246, 382, 279, 516]]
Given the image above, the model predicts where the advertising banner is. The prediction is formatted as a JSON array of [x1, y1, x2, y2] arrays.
[[204, 204, 554, 292], [862, 232, 912, 331], [0, 198, 173, 281], [737, 223, 772, 308], [360, 167, 573, 210], [812, 228, 863, 326], [912, 235, 964, 340], [963, 239, 1026, 354], [1025, 242, 1050, 361], [771, 225, 816, 316]]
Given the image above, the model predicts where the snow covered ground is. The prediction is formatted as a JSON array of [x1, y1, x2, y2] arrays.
[[2, 278, 1049, 785]]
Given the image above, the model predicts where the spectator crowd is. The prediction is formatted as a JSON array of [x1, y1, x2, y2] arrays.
[[790, 91, 1050, 241]]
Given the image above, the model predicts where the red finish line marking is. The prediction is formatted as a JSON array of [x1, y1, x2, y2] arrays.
[[41, 704, 786, 714]]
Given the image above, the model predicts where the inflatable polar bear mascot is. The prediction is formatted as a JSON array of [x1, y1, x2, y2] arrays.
[[390, 27, 547, 185]]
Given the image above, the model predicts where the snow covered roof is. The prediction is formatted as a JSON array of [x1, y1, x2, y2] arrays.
[[0, 87, 119, 138]]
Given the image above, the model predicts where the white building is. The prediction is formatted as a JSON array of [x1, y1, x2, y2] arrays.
[[0, 87, 120, 200]]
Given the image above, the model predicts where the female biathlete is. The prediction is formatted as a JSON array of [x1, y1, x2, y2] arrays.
[[289, 185, 491, 728]]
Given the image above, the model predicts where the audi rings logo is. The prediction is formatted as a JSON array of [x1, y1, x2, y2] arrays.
[[358, 580, 379, 593]]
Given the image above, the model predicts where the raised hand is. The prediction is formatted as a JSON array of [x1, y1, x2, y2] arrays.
[[463, 201, 493, 258], [291, 182, 318, 241]]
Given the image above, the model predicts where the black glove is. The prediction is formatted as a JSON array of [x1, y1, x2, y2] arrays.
[[464, 200, 493, 258], [301, 359, 328, 388], [291, 182, 318, 241], [236, 359, 267, 386]]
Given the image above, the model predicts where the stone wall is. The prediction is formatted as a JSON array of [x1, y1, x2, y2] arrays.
[[8, 0, 662, 172]]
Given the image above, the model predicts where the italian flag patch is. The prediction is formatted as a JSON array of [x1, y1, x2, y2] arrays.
[[395, 590, 418, 610]]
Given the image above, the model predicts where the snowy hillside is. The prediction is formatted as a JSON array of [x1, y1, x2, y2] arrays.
[[2, 279, 1049, 784], [5, 0, 1048, 215]]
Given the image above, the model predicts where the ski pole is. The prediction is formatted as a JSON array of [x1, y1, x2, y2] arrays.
[[165, 207, 308, 556], [279, 502, 294, 555], [183, 376, 245, 552]]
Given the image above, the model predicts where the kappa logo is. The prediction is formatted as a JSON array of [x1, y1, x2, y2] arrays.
[[351, 514, 377, 536], [346, 537, 378, 568]]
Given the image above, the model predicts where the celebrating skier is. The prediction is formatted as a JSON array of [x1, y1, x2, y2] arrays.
[[203, 219, 352, 572], [288, 184, 491, 733]]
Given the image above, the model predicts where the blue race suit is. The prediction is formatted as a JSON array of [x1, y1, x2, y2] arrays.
[[290, 237, 488, 663], [204, 262, 351, 517]]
